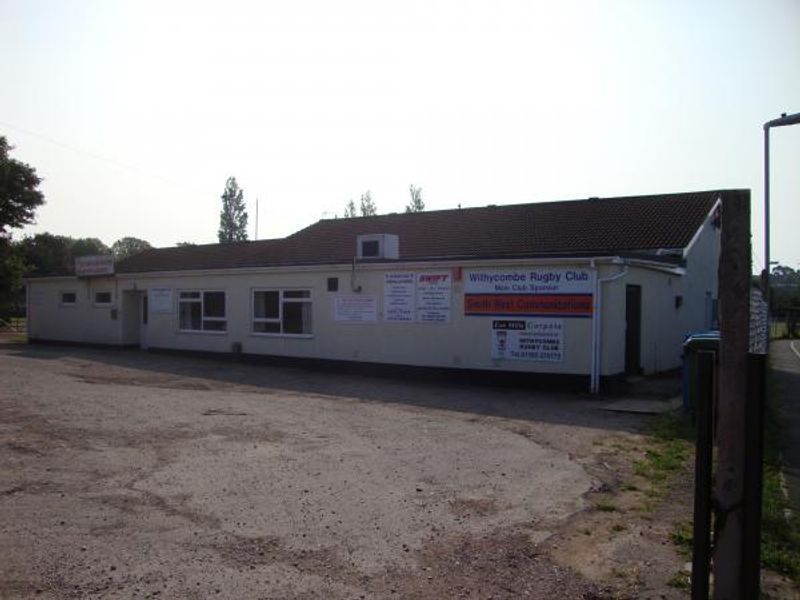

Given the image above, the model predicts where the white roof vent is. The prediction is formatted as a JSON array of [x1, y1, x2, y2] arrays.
[[357, 234, 399, 260]]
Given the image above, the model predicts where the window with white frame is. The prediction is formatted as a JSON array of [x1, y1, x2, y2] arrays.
[[60, 291, 77, 306], [252, 289, 312, 335], [178, 291, 226, 332]]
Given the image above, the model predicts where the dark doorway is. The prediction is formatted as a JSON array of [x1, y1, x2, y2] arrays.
[[625, 284, 642, 375]]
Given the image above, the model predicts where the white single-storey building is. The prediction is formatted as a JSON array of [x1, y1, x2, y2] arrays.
[[25, 190, 729, 392]]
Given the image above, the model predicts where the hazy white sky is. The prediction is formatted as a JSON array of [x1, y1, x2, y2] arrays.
[[2, 0, 799, 269]]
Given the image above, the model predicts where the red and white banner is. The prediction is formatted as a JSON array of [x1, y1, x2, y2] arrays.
[[464, 268, 594, 318]]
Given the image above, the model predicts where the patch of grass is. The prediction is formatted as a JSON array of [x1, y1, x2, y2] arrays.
[[633, 411, 693, 496], [611, 523, 626, 533], [761, 374, 800, 582], [670, 521, 693, 559], [666, 571, 691, 591], [594, 500, 617, 512]]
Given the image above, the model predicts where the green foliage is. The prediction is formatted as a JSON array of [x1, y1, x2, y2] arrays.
[[0, 238, 26, 318], [175, 241, 196, 247], [666, 571, 691, 591], [761, 373, 800, 581], [405, 184, 424, 213], [111, 236, 152, 260], [359, 191, 377, 216], [594, 500, 617, 512], [670, 521, 693, 559], [0, 136, 45, 233], [72, 237, 110, 257], [343, 199, 357, 218], [16, 232, 75, 275], [218, 176, 249, 243]]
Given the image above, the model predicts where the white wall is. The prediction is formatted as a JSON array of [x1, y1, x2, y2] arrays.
[[599, 214, 720, 376], [27, 276, 122, 345], [27, 225, 719, 378], [118, 264, 594, 375]]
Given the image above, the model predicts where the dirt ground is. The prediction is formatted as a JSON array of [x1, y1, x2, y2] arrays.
[[0, 340, 693, 599]]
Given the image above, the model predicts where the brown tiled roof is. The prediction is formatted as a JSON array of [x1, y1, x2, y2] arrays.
[[115, 190, 726, 274]]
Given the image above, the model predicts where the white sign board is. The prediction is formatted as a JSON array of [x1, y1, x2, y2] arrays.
[[416, 272, 451, 323], [334, 295, 378, 322], [491, 318, 564, 362], [384, 273, 415, 322], [465, 268, 594, 318], [75, 254, 114, 277], [149, 288, 173, 314]]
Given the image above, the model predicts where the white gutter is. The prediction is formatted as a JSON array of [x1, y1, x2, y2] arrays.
[[590, 259, 629, 394]]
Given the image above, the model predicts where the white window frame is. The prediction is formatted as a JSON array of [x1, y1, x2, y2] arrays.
[[59, 290, 78, 307], [177, 289, 227, 334], [251, 288, 313, 338], [93, 290, 113, 307]]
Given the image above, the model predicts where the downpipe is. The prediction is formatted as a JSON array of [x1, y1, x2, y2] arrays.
[[591, 260, 629, 394]]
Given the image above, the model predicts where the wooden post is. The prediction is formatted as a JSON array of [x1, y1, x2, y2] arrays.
[[713, 190, 751, 599]]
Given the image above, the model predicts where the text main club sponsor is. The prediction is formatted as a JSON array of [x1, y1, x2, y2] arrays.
[[464, 268, 594, 317]]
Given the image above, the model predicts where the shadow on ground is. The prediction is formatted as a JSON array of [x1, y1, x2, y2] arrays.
[[1, 340, 680, 436]]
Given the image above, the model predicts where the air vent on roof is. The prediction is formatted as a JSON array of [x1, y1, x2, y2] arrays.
[[356, 234, 399, 259]]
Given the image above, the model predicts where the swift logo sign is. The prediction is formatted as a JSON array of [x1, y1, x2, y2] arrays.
[[464, 268, 594, 317]]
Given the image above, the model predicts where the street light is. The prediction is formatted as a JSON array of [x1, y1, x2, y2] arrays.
[[763, 111, 800, 335]]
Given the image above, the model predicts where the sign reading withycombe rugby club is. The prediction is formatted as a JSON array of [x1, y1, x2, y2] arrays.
[[464, 268, 594, 317]]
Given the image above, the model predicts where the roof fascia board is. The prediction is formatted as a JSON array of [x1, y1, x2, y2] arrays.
[[626, 259, 686, 276], [115, 256, 626, 280], [683, 195, 722, 259]]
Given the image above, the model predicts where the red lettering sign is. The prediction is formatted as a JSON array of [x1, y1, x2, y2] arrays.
[[464, 294, 593, 317]]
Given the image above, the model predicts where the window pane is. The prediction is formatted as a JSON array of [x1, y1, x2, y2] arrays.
[[203, 319, 226, 331], [253, 321, 281, 333], [95, 292, 112, 304], [203, 292, 225, 318], [254, 291, 279, 319], [283, 301, 312, 334], [61, 292, 76, 304], [283, 290, 310, 299], [179, 301, 202, 330], [180, 291, 200, 299]]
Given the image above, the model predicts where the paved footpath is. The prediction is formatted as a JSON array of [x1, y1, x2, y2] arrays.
[[771, 340, 800, 511]]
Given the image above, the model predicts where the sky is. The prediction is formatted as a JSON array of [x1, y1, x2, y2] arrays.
[[1, 0, 799, 270]]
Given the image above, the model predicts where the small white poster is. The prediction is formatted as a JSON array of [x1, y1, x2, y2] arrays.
[[149, 288, 173, 314], [491, 318, 564, 362], [416, 272, 451, 323], [335, 295, 378, 322], [384, 272, 415, 322]]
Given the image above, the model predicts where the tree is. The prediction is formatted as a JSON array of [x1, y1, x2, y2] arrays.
[[72, 237, 110, 257], [0, 136, 45, 234], [405, 184, 424, 213], [359, 191, 377, 216], [17, 233, 74, 275], [175, 241, 196, 247], [111, 237, 152, 261], [0, 238, 26, 318], [343, 199, 357, 218], [218, 177, 249, 243]]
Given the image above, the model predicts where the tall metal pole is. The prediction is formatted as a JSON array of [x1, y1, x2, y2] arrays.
[[763, 111, 800, 339], [255, 196, 259, 240], [764, 126, 770, 316]]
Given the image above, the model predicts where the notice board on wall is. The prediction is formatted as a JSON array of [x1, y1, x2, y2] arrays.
[[382, 271, 452, 323], [491, 318, 564, 362], [334, 295, 378, 322], [464, 268, 594, 318], [415, 272, 451, 323], [149, 288, 173, 314], [383, 273, 415, 322]]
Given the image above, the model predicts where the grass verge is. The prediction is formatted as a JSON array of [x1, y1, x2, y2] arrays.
[[761, 373, 800, 582]]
